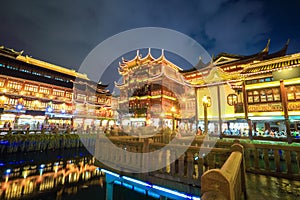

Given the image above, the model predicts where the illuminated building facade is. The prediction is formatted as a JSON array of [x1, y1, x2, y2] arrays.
[[183, 39, 300, 140], [0, 46, 112, 130], [116, 49, 195, 129]]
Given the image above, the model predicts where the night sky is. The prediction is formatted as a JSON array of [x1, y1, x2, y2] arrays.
[[1, 0, 300, 91]]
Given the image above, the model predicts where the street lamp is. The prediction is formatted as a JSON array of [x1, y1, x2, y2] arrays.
[[171, 106, 176, 132], [202, 95, 209, 134]]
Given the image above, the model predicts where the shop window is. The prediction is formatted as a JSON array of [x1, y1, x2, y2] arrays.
[[287, 86, 296, 100], [248, 96, 253, 103], [266, 89, 274, 101], [260, 90, 267, 102], [253, 90, 260, 103], [273, 88, 281, 101], [227, 94, 238, 106], [296, 86, 300, 100]]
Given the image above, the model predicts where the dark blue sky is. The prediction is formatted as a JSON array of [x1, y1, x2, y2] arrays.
[[1, 0, 300, 91]]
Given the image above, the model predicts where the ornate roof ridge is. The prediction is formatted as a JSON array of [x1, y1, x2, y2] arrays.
[[118, 49, 183, 74], [213, 39, 270, 62]]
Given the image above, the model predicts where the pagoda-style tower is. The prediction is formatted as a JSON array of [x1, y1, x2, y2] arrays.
[[115, 49, 195, 129]]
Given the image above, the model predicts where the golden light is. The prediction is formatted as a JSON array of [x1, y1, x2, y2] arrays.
[[2, 88, 7, 93], [0, 95, 6, 101], [202, 95, 208, 104], [171, 106, 176, 113], [160, 112, 165, 117], [33, 100, 40, 107]]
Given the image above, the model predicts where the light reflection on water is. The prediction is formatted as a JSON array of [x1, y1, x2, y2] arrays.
[[0, 155, 104, 200], [0, 150, 157, 200]]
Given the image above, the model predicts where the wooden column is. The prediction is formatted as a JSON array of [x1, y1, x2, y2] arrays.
[[242, 81, 252, 140], [195, 87, 199, 130], [217, 85, 223, 138], [280, 80, 292, 143]]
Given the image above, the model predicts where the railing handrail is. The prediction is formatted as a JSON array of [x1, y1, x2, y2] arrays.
[[201, 143, 247, 200]]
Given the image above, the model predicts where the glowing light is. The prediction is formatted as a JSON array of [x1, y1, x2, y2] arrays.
[[152, 185, 192, 199], [5, 169, 11, 174], [100, 169, 120, 178], [0, 95, 6, 101], [123, 176, 151, 187], [16, 104, 23, 110], [202, 95, 208, 104], [171, 106, 176, 112], [46, 106, 53, 112]]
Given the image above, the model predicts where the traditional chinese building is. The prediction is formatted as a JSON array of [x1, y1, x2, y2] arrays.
[[0, 46, 112, 130], [182, 39, 297, 140], [115, 49, 195, 130]]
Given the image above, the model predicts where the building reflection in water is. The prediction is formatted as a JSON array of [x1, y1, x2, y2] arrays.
[[0, 157, 104, 200]]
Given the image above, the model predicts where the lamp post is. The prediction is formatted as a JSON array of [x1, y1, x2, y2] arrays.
[[202, 95, 209, 134], [171, 106, 176, 132]]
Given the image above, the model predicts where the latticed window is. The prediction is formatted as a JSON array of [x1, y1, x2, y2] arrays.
[[39, 86, 50, 94], [53, 89, 64, 97], [227, 94, 238, 106], [247, 88, 281, 103], [7, 81, 22, 90], [24, 84, 38, 92]]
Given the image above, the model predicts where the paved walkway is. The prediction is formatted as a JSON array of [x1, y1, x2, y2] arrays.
[[246, 173, 300, 200]]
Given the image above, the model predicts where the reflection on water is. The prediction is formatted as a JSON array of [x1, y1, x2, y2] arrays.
[[0, 154, 104, 200]]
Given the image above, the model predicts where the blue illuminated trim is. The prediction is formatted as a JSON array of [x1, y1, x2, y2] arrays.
[[101, 169, 120, 178], [133, 186, 146, 194], [192, 197, 201, 200], [152, 185, 192, 199], [123, 182, 133, 189], [114, 180, 122, 185], [123, 176, 151, 187], [148, 191, 160, 199], [101, 168, 200, 200]]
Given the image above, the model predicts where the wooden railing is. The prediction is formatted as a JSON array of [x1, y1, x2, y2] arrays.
[[201, 143, 247, 200], [95, 137, 231, 187], [162, 137, 300, 180], [148, 143, 231, 186], [241, 143, 300, 180]]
